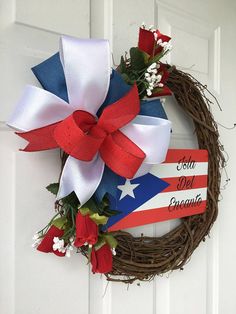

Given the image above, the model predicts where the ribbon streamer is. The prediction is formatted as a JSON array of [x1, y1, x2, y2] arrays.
[[8, 35, 171, 205]]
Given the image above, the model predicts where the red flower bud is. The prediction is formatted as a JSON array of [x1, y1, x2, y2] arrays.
[[74, 212, 98, 247], [37, 225, 65, 257], [151, 63, 172, 97], [91, 244, 113, 274], [138, 27, 171, 56]]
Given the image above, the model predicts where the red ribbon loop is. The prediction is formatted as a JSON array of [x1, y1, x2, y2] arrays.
[[17, 84, 146, 178], [54, 111, 105, 161], [100, 131, 145, 178]]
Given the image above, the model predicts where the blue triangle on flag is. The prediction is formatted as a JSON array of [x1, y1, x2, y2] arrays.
[[102, 173, 169, 230]]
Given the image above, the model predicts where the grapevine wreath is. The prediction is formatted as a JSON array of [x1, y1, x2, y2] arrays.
[[8, 25, 224, 283]]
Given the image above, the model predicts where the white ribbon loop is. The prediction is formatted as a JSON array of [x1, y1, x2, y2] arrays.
[[60, 36, 110, 114], [57, 155, 105, 204], [7, 85, 72, 131], [122, 115, 171, 164]]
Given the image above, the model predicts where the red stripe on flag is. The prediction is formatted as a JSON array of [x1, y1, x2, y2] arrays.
[[164, 149, 208, 163], [108, 200, 207, 231], [162, 175, 208, 193]]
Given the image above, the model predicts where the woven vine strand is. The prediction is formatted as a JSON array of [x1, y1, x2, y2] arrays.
[[104, 67, 224, 283]]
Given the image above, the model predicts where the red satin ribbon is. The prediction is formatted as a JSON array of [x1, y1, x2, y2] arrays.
[[17, 85, 146, 178]]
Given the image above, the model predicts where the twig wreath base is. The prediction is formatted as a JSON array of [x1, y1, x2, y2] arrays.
[[91, 67, 224, 284]]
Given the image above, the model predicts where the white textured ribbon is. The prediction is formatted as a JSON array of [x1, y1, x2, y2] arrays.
[[8, 35, 172, 205]]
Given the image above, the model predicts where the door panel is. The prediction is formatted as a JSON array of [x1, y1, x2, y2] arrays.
[[1, 0, 236, 313]]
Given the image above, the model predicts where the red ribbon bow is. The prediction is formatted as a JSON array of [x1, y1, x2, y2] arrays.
[[17, 85, 146, 179]]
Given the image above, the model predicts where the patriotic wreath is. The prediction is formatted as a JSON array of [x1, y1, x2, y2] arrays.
[[8, 25, 224, 283]]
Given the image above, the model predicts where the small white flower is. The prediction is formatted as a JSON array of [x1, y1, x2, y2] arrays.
[[160, 41, 167, 47], [160, 98, 166, 104], [158, 83, 164, 88], [165, 43, 172, 52], [32, 232, 42, 248], [88, 244, 92, 248], [149, 82, 154, 87], [69, 237, 75, 246], [149, 62, 157, 69], [32, 238, 41, 248], [65, 245, 74, 258], [53, 237, 59, 243], [66, 250, 71, 258], [147, 63, 157, 75], [156, 74, 162, 82], [32, 233, 39, 241], [151, 74, 157, 80], [112, 248, 116, 256], [52, 237, 65, 252], [145, 72, 150, 78], [146, 89, 152, 96], [160, 42, 172, 52]]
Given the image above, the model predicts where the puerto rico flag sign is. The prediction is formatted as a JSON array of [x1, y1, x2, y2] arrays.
[[104, 149, 208, 231]]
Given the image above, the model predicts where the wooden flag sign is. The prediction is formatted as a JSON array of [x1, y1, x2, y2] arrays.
[[106, 149, 208, 231]]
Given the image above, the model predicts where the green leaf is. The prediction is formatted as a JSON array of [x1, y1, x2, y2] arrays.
[[87, 245, 93, 262], [130, 47, 146, 71], [119, 56, 127, 73], [46, 183, 59, 195], [152, 87, 163, 95], [84, 198, 99, 213], [103, 234, 118, 249], [62, 192, 79, 208], [80, 207, 91, 216], [90, 213, 108, 225], [148, 51, 164, 65], [102, 207, 121, 217], [121, 73, 132, 84], [94, 237, 106, 251], [143, 51, 150, 64], [52, 216, 67, 229]]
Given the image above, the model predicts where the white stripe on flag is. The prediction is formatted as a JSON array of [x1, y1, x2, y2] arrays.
[[135, 187, 207, 212], [150, 162, 208, 178]]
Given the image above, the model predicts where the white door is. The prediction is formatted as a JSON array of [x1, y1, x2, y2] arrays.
[[1, 1, 236, 313]]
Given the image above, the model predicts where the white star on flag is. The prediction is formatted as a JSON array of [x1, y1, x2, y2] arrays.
[[117, 180, 140, 200]]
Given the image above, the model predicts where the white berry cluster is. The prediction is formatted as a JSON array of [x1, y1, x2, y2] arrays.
[[32, 233, 42, 248], [141, 23, 172, 53], [156, 38, 172, 53], [53, 237, 74, 258], [145, 62, 163, 96]]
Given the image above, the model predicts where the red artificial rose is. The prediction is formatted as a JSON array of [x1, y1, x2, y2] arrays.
[[74, 212, 98, 247], [91, 244, 113, 274], [37, 225, 65, 257], [151, 63, 172, 97], [138, 27, 171, 56], [138, 28, 172, 97]]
